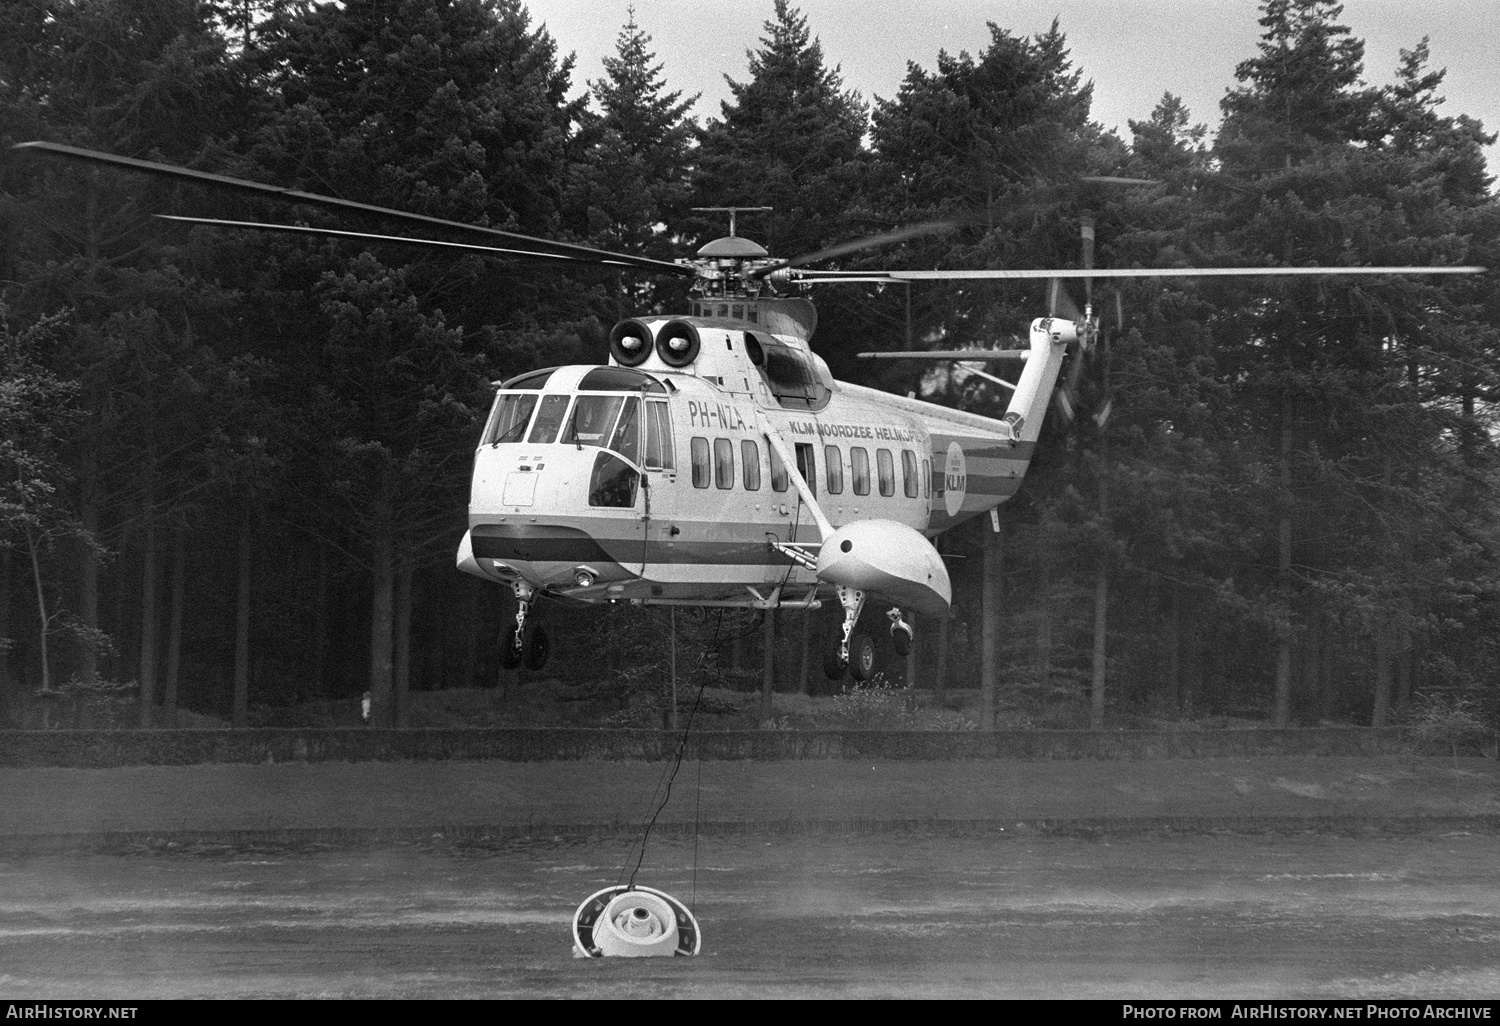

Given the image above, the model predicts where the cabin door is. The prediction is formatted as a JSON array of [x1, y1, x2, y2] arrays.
[[641, 398, 678, 575]]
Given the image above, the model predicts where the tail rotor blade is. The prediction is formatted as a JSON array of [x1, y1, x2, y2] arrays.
[[1080, 215, 1095, 311], [1047, 277, 1084, 322]]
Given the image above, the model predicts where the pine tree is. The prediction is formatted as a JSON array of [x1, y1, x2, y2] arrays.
[[2, 0, 249, 721], [565, 7, 697, 310], [243, 0, 587, 725], [693, 0, 867, 258], [1211, 0, 1498, 725]]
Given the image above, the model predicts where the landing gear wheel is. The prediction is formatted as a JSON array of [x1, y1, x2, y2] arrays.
[[848, 633, 877, 681], [499, 625, 524, 670], [891, 624, 912, 658], [523, 625, 550, 672], [823, 636, 847, 680]]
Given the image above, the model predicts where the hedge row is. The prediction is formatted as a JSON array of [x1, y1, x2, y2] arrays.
[[0, 726, 1448, 767]]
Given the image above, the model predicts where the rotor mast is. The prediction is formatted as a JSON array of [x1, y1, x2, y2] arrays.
[[683, 206, 781, 300]]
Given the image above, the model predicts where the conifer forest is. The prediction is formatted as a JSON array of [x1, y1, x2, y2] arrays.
[[1, 0, 1496, 731]]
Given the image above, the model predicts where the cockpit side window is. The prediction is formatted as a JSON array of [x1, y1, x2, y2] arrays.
[[645, 401, 674, 470], [563, 395, 625, 448], [484, 393, 538, 445], [609, 396, 641, 464], [526, 395, 570, 444]]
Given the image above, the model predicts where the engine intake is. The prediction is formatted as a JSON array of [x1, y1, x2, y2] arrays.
[[609, 319, 654, 367], [655, 320, 701, 367]]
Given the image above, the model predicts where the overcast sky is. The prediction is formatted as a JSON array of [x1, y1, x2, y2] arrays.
[[522, 0, 1499, 177]]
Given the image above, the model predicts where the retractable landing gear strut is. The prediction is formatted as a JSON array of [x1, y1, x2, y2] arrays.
[[887, 607, 913, 658], [823, 585, 877, 681], [500, 581, 549, 672]]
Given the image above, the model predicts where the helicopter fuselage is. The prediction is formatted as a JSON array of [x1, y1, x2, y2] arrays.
[[457, 313, 1066, 616]]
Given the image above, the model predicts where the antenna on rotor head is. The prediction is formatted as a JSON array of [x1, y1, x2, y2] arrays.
[[692, 206, 772, 238]]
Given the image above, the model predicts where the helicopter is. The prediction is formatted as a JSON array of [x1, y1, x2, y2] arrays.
[[11, 141, 1486, 682]]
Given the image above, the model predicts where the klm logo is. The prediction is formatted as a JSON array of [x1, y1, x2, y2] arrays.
[[943, 442, 967, 517]]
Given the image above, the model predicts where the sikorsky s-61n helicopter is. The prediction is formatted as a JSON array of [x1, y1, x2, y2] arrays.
[[13, 142, 1485, 681]]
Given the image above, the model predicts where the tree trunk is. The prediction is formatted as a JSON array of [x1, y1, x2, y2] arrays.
[[1394, 646, 1412, 718], [312, 540, 328, 699], [905, 612, 918, 689], [1181, 616, 1200, 719], [1371, 631, 1392, 727], [1090, 564, 1108, 729], [980, 513, 1002, 732], [162, 528, 185, 725], [799, 607, 811, 694], [1274, 388, 1294, 728], [22, 512, 52, 694], [394, 557, 413, 728], [935, 608, 949, 703], [368, 522, 396, 729], [460, 584, 479, 689], [760, 607, 776, 722], [1318, 619, 1338, 722], [1036, 590, 1051, 690], [232, 509, 252, 728], [110, 553, 128, 684], [1169, 586, 1183, 717], [1300, 622, 1321, 723], [0, 546, 11, 722], [138, 484, 158, 727], [78, 449, 100, 684]]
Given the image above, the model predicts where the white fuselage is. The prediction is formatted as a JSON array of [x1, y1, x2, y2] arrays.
[[457, 315, 1066, 611]]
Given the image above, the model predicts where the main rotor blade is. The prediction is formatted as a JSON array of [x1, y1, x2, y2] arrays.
[[751, 219, 957, 277], [12, 141, 696, 277], [858, 350, 1030, 361], [1077, 175, 1160, 187], [155, 216, 640, 266], [786, 265, 1486, 283]]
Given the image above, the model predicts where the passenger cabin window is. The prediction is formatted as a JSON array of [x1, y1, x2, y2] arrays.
[[714, 438, 735, 489], [690, 437, 710, 488], [485, 393, 537, 445], [769, 446, 789, 492], [923, 459, 932, 499], [824, 444, 844, 495], [850, 447, 870, 496], [645, 401, 674, 470], [902, 450, 919, 497], [795, 443, 816, 498], [741, 440, 761, 490], [877, 449, 895, 497], [527, 395, 570, 444]]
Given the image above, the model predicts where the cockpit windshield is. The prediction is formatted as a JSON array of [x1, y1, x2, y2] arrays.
[[527, 394, 570, 444], [483, 393, 538, 445], [483, 387, 644, 461]]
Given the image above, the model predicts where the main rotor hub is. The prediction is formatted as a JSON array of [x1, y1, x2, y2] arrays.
[[678, 236, 784, 300]]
